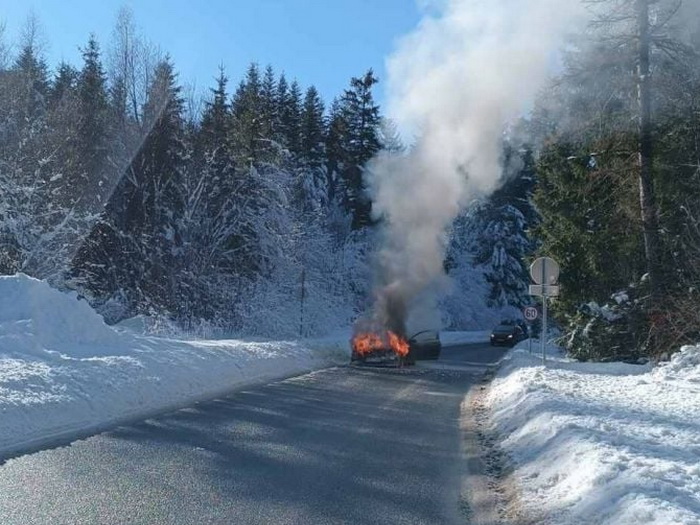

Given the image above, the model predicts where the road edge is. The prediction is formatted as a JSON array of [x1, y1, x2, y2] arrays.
[[460, 370, 541, 525]]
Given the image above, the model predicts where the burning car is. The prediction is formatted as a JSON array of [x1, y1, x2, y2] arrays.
[[351, 329, 441, 366]]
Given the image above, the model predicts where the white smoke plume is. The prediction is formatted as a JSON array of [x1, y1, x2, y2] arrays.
[[367, 0, 588, 333]]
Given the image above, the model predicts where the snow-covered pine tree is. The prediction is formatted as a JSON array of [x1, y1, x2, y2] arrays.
[[293, 85, 327, 212], [231, 63, 266, 165], [300, 86, 325, 170], [274, 72, 289, 146], [49, 62, 79, 107], [441, 209, 508, 330], [82, 57, 187, 317], [281, 79, 303, 156], [171, 65, 242, 326], [324, 97, 345, 214], [76, 35, 111, 209], [196, 66, 233, 189], [10, 41, 50, 133], [337, 69, 381, 230], [473, 147, 538, 309], [46, 62, 81, 210], [378, 118, 404, 154], [260, 65, 278, 143]]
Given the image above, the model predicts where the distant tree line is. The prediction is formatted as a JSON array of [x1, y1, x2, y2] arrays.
[[0, 9, 389, 335]]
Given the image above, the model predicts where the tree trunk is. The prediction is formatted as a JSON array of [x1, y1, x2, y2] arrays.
[[637, 0, 661, 297]]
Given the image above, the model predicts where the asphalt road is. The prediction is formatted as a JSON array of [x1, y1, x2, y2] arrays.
[[0, 341, 506, 525]]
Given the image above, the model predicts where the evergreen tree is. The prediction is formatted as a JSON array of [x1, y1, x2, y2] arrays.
[[4, 40, 51, 187], [116, 57, 188, 312], [260, 64, 278, 142], [136, 58, 186, 224], [281, 79, 302, 155], [324, 97, 346, 207], [378, 118, 404, 154], [45, 62, 81, 209], [76, 35, 110, 208], [474, 147, 538, 308], [533, 141, 644, 313], [275, 72, 289, 144], [337, 69, 381, 229], [292, 85, 327, 212], [0, 39, 51, 184], [11, 43, 50, 128], [49, 62, 79, 108], [231, 63, 269, 164], [0, 29, 92, 283], [300, 85, 325, 168], [195, 66, 237, 231], [198, 66, 232, 164]]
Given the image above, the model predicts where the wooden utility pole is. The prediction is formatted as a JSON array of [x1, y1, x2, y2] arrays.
[[637, 0, 661, 298]]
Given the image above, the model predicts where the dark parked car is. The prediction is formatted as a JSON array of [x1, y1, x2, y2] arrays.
[[500, 319, 528, 333], [490, 324, 527, 347]]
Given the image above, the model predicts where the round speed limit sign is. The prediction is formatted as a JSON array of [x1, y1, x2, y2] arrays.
[[523, 306, 539, 322]]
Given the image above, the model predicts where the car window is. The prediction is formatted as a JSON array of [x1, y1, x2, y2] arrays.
[[410, 330, 438, 343]]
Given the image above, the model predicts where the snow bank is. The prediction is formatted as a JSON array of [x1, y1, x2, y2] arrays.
[[487, 344, 700, 525], [0, 274, 121, 356], [0, 275, 349, 457], [653, 344, 700, 383]]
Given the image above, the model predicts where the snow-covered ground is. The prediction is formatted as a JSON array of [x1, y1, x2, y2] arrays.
[[487, 343, 700, 525], [0, 274, 350, 457]]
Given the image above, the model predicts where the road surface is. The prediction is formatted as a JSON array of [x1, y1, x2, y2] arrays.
[[0, 341, 507, 525]]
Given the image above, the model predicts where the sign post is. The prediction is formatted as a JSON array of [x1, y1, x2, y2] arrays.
[[529, 257, 560, 366], [522, 306, 538, 354], [300, 268, 306, 338], [542, 292, 547, 364]]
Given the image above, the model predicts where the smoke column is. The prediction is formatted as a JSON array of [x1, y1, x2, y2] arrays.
[[367, 0, 587, 332]]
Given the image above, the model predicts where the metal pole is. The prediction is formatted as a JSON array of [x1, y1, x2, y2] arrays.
[[542, 295, 547, 365], [300, 269, 306, 338], [528, 324, 532, 354], [541, 259, 547, 365]]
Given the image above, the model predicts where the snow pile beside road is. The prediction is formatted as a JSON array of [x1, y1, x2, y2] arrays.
[[487, 344, 700, 525], [0, 274, 121, 356], [0, 275, 349, 457], [653, 344, 700, 383]]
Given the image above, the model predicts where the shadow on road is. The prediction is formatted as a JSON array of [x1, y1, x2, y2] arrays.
[[103, 367, 472, 524]]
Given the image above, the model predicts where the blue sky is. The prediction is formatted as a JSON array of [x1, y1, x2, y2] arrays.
[[0, 0, 422, 109]]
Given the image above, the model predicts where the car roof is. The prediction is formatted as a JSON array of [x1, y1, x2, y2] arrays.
[[408, 329, 439, 338]]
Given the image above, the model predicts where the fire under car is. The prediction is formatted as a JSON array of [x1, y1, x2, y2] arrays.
[[351, 330, 442, 365]]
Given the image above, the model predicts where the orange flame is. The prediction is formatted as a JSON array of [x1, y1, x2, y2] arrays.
[[387, 331, 409, 357], [352, 331, 409, 358]]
